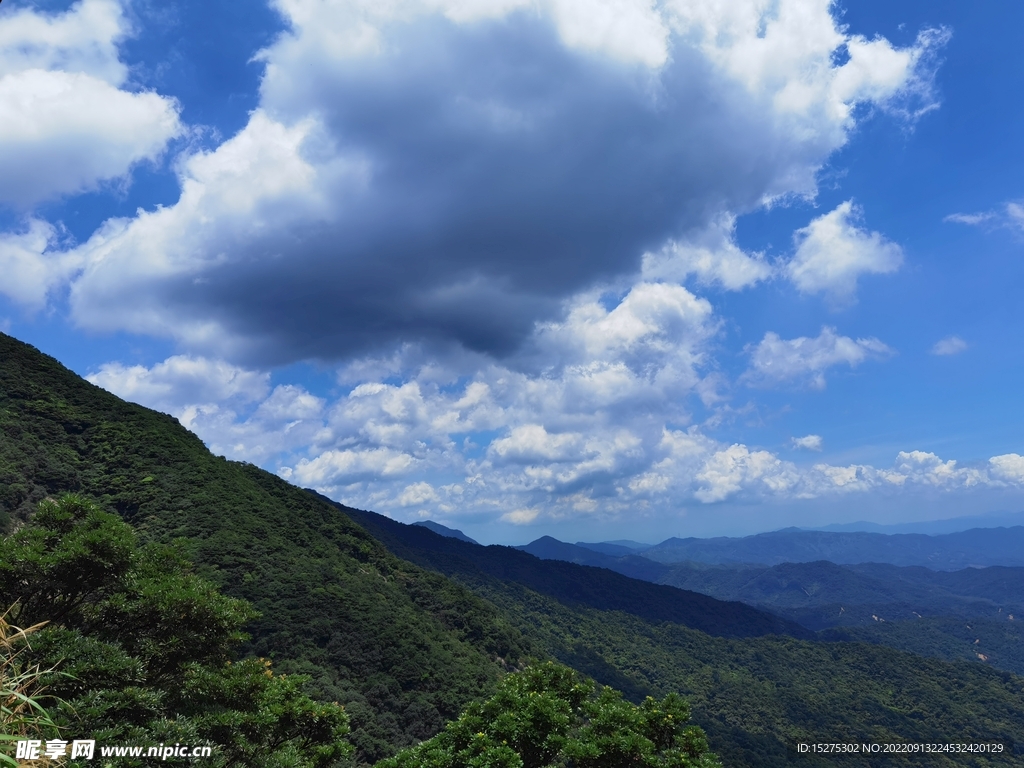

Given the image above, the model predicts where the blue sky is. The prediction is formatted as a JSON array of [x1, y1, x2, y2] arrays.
[[2, 0, 1023, 544]]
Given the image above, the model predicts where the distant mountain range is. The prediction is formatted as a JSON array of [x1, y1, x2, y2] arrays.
[[638, 527, 1024, 569], [345, 511, 812, 641], [526, 525, 1024, 571], [412, 519, 479, 544], [519, 534, 1024, 675], [809, 510, 1024, 535]]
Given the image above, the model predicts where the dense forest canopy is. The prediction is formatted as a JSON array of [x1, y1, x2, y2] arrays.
[[3, 332, 1024, 767]]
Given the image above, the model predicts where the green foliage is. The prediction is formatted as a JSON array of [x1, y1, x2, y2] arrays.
[[0, 615, 60, 767], [1, 494, 351, 767], [0, 333, 531, 764], [349, 509, 1024, 768], [658, 560, 1024, 631], [376, 663, 718, 768], [6, 333, 1024, 767], [823, 616, 1024, 676]]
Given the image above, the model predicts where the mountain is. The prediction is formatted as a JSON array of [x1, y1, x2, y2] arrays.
[[812, 510, 1024, 535], [6, 330, 1024, 766], [0, 333, 528, 764], [575, 540, 651, 555], [359, 525, 809, 640], [412, 519, 479, 544], [511, 534, 1024, 679], [339, 505, 1024, 766], [659, 560, 1024, 628], [641, 527, 1024, 569], [517, 536, 672, 582]]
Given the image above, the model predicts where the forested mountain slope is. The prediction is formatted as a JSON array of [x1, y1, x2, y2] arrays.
[[520, 534, 1024, 678], [339, 507, 1024, 767], [0, 333, 529, 764], [5, 331, 1024, 766], [332, 509, 809, 640]]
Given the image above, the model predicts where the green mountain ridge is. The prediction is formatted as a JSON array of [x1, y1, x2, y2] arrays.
[[520, 535, 1024, 678], [339, 505, 1024, 767], [0, 333, 528, 764], [4, 330, 1024, 766]]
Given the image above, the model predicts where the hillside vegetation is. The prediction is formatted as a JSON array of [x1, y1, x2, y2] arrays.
[[0, 333, 529, 764], [4, 331, 1024, 766], [342, 507, 1024, 767], [522, 536, 1024, 679]]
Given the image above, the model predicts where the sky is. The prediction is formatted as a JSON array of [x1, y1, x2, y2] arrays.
[[2, 0, 1023, 544]]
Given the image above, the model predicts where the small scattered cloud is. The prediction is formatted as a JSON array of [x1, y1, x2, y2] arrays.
[[694, 444, 798, 503], [744, 326, 894, 389], [931, 335, 968, 356], [945, 201, 1024, 232], [792, 434, 823, 451], [89, 353, 1024, 520], [87, 355, 270, 412], [943, 212, 995, 226], [501, 508, 540, 525], [786, 201, 903, 305]]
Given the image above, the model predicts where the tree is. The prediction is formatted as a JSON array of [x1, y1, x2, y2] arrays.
[[375, 662, 719, 768], [0, 494, 351, 767]]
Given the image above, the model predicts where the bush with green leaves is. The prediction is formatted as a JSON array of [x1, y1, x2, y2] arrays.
[[0, 614, 61, 768], [0, 494, 351, 767], [376, 662, 719, 768]]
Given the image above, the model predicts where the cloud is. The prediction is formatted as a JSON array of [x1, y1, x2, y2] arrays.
[[86, 355, 333, 463], [694, 444, 799, 502], [0, 0, 182, 207], [0, 220, 81, 310], [945, 201, 1024, 232], [52, 0, 942, 363], [791, 434, 823, 451], [785, 201, 903, 304], [990, 454, 1024, 484], [744, 326, 893, 389], [931, 335, 967, 356], [641, 214, 772, 290], [88, 346, 1024, 520], [87, 355, 270, 413], [943, 212, 995, 226]]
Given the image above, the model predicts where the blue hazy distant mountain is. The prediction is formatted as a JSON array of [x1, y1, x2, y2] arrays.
[[809, 510, 1024, 535], [641, 527, 1024, 569], [412, 520, 478, 544], [575, 540, 652, 556], [517, 537, 670, 582]]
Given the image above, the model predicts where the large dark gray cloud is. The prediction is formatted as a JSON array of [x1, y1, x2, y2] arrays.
[[68, 5, 910, 364]]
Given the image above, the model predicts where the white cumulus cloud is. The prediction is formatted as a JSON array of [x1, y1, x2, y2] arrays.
[[744, 326, 893, 389], [695, 444, 800, 503], [641, 214, 773, 290], [0, 220, 81, 309], [0, 0, 181, 208], [786, 201, 903, 304]]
